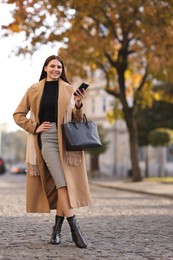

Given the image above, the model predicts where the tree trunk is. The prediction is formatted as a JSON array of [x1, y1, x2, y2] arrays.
[[158, 147, 165, 177], [125, 111, 143, 182], [90, 156, 99, 178], [91, 156, 99, 171], [145, 146, 149, 178], [115, 32, 143, 182]]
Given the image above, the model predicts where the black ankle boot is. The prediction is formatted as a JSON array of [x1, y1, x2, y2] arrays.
[[67, 215, 87, 248], [50, 215, 64, 244]]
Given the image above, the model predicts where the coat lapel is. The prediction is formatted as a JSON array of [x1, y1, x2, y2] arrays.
[[31, 79, 46, 124]]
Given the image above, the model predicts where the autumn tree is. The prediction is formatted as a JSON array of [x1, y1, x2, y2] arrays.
[[2, 0, 173, 181]]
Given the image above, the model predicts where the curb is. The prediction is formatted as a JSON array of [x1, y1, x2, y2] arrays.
[[90, 181, 173, 200]]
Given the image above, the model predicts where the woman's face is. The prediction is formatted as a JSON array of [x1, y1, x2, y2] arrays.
[[44, 59, 62, 81]]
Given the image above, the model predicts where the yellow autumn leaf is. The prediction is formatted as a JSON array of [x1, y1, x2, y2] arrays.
[[153, 92, 161, 101], [9, 23, 21, 33]]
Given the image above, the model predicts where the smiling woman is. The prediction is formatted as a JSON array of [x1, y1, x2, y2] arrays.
[[12, 54, 91, 249], [39, 56, 67, 82], [44, 60, 63, 81]]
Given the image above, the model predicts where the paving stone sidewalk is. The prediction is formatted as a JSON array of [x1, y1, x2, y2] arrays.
[[1, 173, 173, 259]]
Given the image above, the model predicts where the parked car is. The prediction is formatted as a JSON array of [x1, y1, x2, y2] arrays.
[[10, 163, 26, 174], [0, 157, 6, 174]]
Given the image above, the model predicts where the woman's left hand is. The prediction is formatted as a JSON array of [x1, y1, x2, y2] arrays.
[[74, 89, 85, 108]]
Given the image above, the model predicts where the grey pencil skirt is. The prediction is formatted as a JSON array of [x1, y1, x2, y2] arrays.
[[40, 122, 66, 189]]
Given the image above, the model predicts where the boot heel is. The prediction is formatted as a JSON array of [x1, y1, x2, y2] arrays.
[[72, 234, 75, 242]]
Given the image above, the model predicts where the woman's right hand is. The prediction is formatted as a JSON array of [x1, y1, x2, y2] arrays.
[[36, 121, 51, 133]]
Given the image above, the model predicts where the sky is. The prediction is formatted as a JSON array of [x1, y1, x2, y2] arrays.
[[0, 3, 60, 131]]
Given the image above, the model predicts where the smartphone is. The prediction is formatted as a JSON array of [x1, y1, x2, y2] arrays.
[[74, 82, 89, 96]]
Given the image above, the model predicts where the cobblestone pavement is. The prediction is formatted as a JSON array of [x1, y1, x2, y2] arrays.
[[1, 173, 173, 260]]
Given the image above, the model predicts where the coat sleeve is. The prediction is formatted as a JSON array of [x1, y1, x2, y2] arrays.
[[71, 92, 83, 122], [13, 88, 38, 134]]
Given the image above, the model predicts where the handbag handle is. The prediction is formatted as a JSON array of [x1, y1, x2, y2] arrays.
[[71, 113, 90, 129], [83, 113, 90, 128]]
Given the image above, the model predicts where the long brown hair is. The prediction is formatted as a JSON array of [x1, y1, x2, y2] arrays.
[[39, 55, 70, 83]]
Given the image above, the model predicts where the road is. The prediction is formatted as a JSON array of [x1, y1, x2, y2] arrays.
[[0, 173, 173, 259]]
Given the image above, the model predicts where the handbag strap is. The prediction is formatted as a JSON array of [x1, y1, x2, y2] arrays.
[[71, 113, 90, 129], [83, 113, 90, 128], [71, 112, 79, 129]]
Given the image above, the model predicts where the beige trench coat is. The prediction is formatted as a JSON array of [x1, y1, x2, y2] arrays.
[[13, 78, 91, 213]]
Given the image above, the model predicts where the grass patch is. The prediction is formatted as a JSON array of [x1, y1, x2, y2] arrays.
[[145, 176, 173, 184]]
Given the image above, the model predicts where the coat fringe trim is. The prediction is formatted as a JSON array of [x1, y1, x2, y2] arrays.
[[26, 163, 40, 176], [66, 151, 82, 166]]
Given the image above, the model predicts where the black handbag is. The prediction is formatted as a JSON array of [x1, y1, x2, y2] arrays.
[[62, 114, 102, 151]]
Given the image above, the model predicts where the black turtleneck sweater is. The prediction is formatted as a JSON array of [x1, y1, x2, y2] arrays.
[[39, 80, 58, 124]]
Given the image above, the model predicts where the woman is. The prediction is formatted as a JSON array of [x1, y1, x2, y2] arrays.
[[13, 55, 91, 249]]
